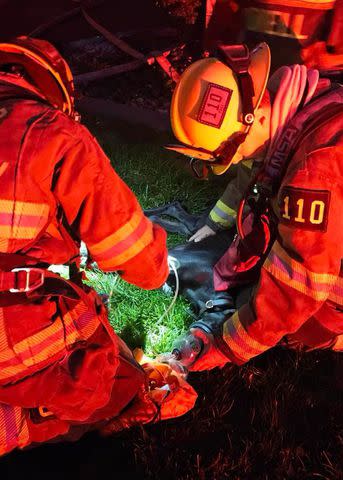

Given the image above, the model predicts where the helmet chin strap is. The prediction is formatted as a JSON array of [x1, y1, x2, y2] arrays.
[[190, 158, 210, 179], [216, 44, 255, 126], [187, 126, 249, 179]]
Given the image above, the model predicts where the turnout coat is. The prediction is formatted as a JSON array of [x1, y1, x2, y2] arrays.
[[213, 84, 343, 363], [0, 73, 168, 454]]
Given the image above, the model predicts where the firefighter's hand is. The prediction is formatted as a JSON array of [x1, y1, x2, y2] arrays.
[[188, 225, 216, 243], [187, 328, 230, 372]]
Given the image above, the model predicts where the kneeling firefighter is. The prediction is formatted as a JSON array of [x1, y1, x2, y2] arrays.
[[165, 42, 343, 370], [0, 37, 196, 456]]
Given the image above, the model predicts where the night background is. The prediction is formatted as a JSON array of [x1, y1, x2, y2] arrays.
[[0, 1, 342, 479]]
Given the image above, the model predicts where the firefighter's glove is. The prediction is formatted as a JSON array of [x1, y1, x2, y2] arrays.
[[100, 360, 197, 435], [187, 301, 236, 371], [161, 324, 232, 373], [186, 327, 230, 372]]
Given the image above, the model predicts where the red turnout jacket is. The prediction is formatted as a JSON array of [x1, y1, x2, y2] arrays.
[[0, 73, 168, 455], [215, 85, 343, 364]]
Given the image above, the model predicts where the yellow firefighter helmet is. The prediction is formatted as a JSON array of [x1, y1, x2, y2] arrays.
[[0, 36, 75, 117], [166, 42, 271, 175]]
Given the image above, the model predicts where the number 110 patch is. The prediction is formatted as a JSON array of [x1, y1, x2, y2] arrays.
[[279, 186, 331, 232]]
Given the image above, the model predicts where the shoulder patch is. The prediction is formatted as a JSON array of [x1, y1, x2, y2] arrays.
[[197, 83, 232, 129], [279, 186, 331, 232]]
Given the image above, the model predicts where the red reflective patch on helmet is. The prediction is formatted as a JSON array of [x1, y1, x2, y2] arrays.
[[197, 83, 232, 129]]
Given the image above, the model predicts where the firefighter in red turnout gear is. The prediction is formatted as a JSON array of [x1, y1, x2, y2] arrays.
[[166, 42, 343, 370], [0, 37, 196, 455]]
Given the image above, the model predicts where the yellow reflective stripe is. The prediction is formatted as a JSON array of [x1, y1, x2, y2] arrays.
[[250, 0, 334, 8], [328, 276, 343, 305], [0, 226, 41, 239], [264, 241, 336, 301], [97, 226, 153, 269], [89, 211, 143, 256], [217, 200, 236, 216], [332, 335, 343, 352], [209, 210, 227, 224], [0, 199, 49, 241], [0, 199, 49, 216], [209, 200, 236, 226], [0, 238, 9, 251], [11, 316, 75, 369], [223, 311, 271, 362], [209, 210, 224, 224], [0, 303, 99, 382], [12, 306, 95, 359]]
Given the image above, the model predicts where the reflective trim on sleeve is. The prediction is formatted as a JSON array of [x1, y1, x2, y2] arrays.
[[0, 239, 9, 252], [264, 241, 336, 301], [209, 199, 236, 227], [0, 302, 100, 383], [328, 276, 343, 306], [0, 226, 42, 239], [0, 199, 49, 242], [89, 212, 154, 269], [222, 311, 271, 363]]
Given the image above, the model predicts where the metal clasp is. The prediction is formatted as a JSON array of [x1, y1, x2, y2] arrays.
[[205, 300, 214, 309], [10, 268, 45, 293]]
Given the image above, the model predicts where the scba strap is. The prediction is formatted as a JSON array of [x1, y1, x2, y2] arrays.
[[237, 88, 343, 241], [216, 44, 255, 125]]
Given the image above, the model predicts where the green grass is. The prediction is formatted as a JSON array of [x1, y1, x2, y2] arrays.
[[85, 268, 191, 356], [85, 123, 224, 355], [94, 127, 225, 212]]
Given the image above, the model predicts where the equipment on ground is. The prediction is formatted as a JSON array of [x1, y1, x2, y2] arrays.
[[171, 332, 204, 368]]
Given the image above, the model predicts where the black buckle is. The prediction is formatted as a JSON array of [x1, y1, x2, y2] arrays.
[[199, 298, 235, 316], [205, 299, 214, 309], [217, 44, 250, 74]]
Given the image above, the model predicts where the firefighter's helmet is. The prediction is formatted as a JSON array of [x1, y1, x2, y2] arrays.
[[0, 36, 74, 117], [166, 42, 271, 175]]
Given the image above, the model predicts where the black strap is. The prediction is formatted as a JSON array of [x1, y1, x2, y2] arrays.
[[198, 297, 235, 318], [236, 89, 343, 242], [260, 101, 343, 195], [217, 44, 255, 125], [0, 252, 45, 270]]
